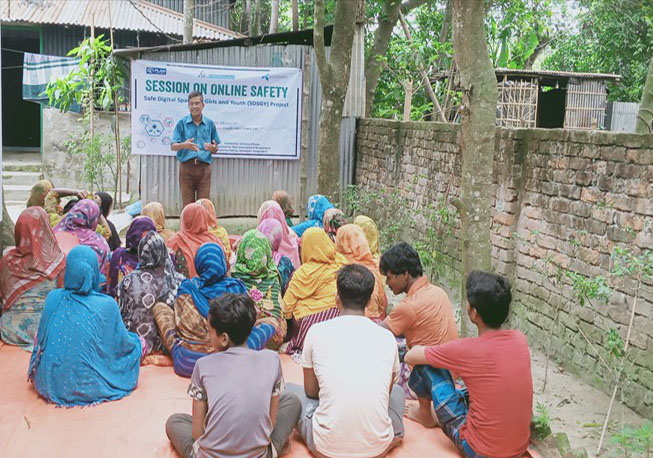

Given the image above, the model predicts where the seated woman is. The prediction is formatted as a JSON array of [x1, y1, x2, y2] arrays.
[[272, 189, 295, 226], [26, 179, 54, 208], [166, 203, 222, 278], [153, 243, 276, 378], [28, 245, 142, 407], [142, 202, 176, 242], [335, 224, 387, 321], [94, 192, 121, 251], [107, 216, 157, 297], [232, 230, 287, 349], [197, 198, 232, 261], [257, 219, 295, 295], [53, 199, 110, 274], [354, 215, 382, 263], [290, 194, 335, 238], [0, 208, 66, 350], [323, 207, 346, 242], [257, 200, 301, 268], [117, 231, 185, 357], [283, 227, 340, 356]]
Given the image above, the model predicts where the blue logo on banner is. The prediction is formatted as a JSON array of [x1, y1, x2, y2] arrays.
[[146, 67, 167, 75]]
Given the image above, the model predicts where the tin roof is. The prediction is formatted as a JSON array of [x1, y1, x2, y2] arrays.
[[495, 68, 621, 81], [0, 0, 242, 41]]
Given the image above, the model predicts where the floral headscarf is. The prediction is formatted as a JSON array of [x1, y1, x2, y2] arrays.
[[53, 199, 109, 272], [323, 208, 346, 242], [26, 180, 54, 208], [117, 231, 185, 352], [232, 230, 282, 319]]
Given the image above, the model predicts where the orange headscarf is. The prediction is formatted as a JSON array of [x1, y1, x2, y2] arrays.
[[335, 224, 387, 319], [283, 227, 338, 320], [142, 202, 175, 242], [197, 199, 232, 260], [0, 207, 65, 311], [166, 203, 222, 277]]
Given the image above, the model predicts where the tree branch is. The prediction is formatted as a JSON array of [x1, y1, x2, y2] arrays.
[[399, 0, 427, 14], [313, 0, 331, 89]]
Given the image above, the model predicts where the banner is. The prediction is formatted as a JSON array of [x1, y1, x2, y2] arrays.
[[131, 59, 302, 160]]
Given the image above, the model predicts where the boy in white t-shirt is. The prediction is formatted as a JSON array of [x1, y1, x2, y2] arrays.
[[286, 264, 405, 458]]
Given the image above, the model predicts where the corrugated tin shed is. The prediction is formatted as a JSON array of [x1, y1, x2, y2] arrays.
[[0, 0, 242, 41]]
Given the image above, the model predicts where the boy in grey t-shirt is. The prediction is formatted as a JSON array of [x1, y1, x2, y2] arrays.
[[165, 294, 301, 458]]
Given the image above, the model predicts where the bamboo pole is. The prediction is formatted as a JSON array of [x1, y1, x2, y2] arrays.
[[108, 1, 122, 208]]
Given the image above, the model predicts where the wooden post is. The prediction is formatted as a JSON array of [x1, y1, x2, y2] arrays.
[[403, 80, 413, 121], [109, 2, 122, 208], [89, 13, 95, 192]]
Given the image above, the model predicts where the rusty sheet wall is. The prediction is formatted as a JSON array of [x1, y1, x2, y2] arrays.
[[138, 44, 321, 217]]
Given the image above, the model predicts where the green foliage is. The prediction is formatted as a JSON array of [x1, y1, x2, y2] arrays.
[[532, 402, 552, 440], [63, 116, 131, 192], [612, 248, 653, 281], [605, 328, 625, 360], [610, 421, 653, 457], [343, 184, 458, 281], [486, 0, 564, 69], [45, 35, 125, 112], [370, 1, 453, 120], [544, 0, 653, 102], [565, 271, 610, 306]]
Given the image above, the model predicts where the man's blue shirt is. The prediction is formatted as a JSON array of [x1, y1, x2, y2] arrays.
[[172, 114, 221, 164]]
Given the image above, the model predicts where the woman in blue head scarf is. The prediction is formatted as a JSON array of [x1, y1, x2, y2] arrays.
[[153, 242, 277, 378], [290, 194, 335, 237], [28, 245, 142, 407]]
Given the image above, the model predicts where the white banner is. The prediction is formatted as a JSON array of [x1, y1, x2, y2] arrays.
[[131, 59, 302, 160]]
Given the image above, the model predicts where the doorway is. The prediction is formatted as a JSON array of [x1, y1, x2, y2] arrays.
[[2, 27, 41, 150]]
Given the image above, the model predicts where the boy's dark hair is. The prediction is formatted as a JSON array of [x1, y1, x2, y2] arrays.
[[466, 270, 512, 328], [337, 264, 375, 311], [208, 293, 256, 345], [379, 242, 423, 277], [188, 90, 204, 102]]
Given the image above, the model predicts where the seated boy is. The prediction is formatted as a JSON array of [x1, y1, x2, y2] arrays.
[[165, 293, 301, 458], [286, 264, 405, 458], [378, 242, 458, 426], [405, 270, 533, 458]]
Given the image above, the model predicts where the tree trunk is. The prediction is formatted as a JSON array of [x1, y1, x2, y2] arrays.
[[183, 0, 195, 43], [291, 0, 299, 31], [451, 0, 497, 335], [314, 0, 358, 200], [636, 58, 653, 133], [269, 0, 279, 33], [254, 0, 262, 35], [245, 0, 252, 35]]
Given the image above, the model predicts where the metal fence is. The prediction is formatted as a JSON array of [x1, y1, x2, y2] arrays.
[[607, 101, 639, 132]]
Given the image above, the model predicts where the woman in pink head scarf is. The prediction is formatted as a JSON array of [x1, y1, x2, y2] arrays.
[[257, 200, 301, 269], [258, 218, 296, 295]]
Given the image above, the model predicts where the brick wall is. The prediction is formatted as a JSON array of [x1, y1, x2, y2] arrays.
[[355, 119, 653, 417]]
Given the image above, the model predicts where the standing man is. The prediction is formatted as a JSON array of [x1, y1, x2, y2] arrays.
[[171, 91, 220, 208]]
